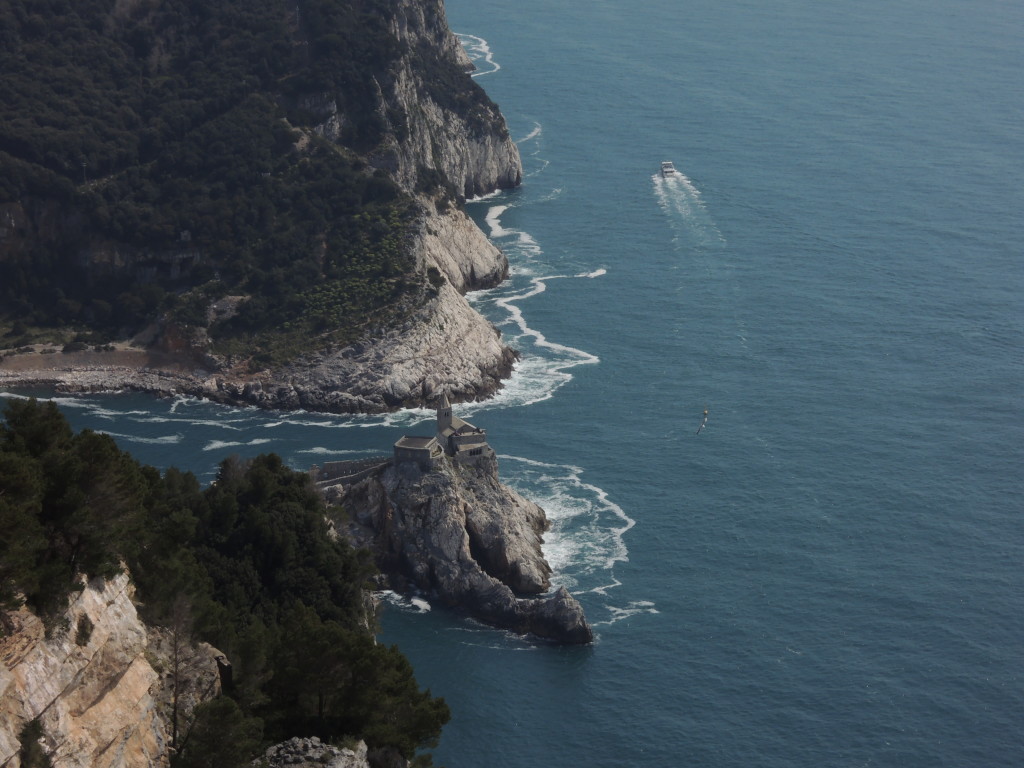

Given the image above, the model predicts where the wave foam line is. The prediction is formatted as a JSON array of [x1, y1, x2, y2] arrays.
[[475, 273, 600, 410], [458, 204, 603, 411], [499, 455, 635, 597], [483, 204, 542, 257], [593, 601, 661, 627], [295, 447, 383, 456], [517, 122, 542, 144], [203, 438, 273, 452], [376, 590, 432, 614], [96, 430, 183, 445], [0, 392, 181, 425], [467, 189, 504, 203], [456, 33, 500, 77], [653, 171, 725, 248], [515, 121, 548, 177]]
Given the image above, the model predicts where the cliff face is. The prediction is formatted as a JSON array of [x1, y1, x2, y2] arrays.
[[258, 0, 524, 410], [0, 573, 221, 768], [293, 0, 523, 409], [369, 0, 522, 199], [329, 455, 593, 644]]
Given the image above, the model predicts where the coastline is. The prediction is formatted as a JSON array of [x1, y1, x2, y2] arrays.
[[0, 294, 519, 414], [0, 203, 522, 414]]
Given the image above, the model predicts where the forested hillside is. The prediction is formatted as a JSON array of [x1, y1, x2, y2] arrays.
[[0, 398, 449, 766], [0, 0, 492, 366]]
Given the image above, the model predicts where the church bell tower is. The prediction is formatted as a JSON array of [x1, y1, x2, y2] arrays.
[[436, 393, 453, 433]]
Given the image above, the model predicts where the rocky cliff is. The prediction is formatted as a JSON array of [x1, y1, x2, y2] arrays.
[[326, 455, 593, 644], [0, 573, 222, 768], [370, 0, 522, 198], [230, 0, 524, 411], [259, 737, 370, 768]]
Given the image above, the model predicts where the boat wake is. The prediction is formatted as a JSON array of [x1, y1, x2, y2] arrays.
[[653, 170, 725, 248]]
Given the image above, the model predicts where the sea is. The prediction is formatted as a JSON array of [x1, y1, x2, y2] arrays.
[[4, 0, 1023, 765]]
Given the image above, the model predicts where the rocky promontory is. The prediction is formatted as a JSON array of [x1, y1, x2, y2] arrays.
[[0, 203, 519, 413], [324, 454, 593, 645]]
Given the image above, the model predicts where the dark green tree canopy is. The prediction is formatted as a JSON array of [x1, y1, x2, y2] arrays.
[[0, 0, 493, 365], [0, 398, 449, 765]]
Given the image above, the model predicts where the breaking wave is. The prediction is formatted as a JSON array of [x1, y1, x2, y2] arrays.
[[456, 33, 500, 77], [499, 455, 647, 625], [203, 438, 273, 452]]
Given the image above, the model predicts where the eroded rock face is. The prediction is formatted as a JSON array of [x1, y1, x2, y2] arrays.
[[0, 573, 222, 768], [330, 455, 593, 644], [371, 0, 522, 198], [414, 205, 509, 293], [219, 278, 518, 413]]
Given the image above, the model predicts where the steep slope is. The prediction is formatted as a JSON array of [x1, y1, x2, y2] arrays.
[[0, 0, 522, 412], [0, 573, 222, 768]]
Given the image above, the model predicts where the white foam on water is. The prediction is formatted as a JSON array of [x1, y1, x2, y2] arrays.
[[467, 189, 504, 203], [376, 590, 432, 614], [168, 395, 193, 413], [484, 204, 510, 238], [513, 122, 550, 176], [594, 601, 661, 627], [295, 447, 381, 456], [456, 33, 500, 77], [409, 597, 432, 612], [653, 171, 725, 248], [459, 198, 608, 412], [202, 437, 272, 452], [138, 416, 246, 430], [518, 123, 542, 144], [498, 455, 643, 615], [95, 430, 184, 445]]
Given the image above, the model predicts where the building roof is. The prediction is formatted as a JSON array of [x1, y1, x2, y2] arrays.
[[395, 435, 438, 449]]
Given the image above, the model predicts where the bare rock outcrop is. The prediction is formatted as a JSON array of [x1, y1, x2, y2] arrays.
[[369, 0, 522, 198], [414, 205, 508, 293], [0, 572, 222, 768], [258, 736, 370, 768], [329, 455, 593, 644], [0, 261, 517, 414], [215, 277, 518, 413]]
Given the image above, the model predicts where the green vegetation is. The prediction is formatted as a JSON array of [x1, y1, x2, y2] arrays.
[[0, 399, 449, 766], [18, 719, 52, 768], [0, 0, 496, 364]]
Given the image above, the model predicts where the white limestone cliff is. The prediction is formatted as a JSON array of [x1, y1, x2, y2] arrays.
[[0, 572, 220, 768], [370, 0, 522, 198]]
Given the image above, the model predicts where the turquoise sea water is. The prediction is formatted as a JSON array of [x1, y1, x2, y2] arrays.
[[5, 0, 1023, 765]]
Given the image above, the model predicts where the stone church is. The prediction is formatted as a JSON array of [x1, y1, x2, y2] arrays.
[[393, 394, 493, 469]]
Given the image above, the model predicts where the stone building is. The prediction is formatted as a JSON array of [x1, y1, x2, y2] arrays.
[[393, 394, 493, 469]]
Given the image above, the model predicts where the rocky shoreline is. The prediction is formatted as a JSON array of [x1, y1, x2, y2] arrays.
[[325, 454, 593, 645], [0, 207, 520, 414]]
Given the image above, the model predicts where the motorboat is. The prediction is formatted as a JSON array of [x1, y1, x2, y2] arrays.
[[660, 161, 677, 177]]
